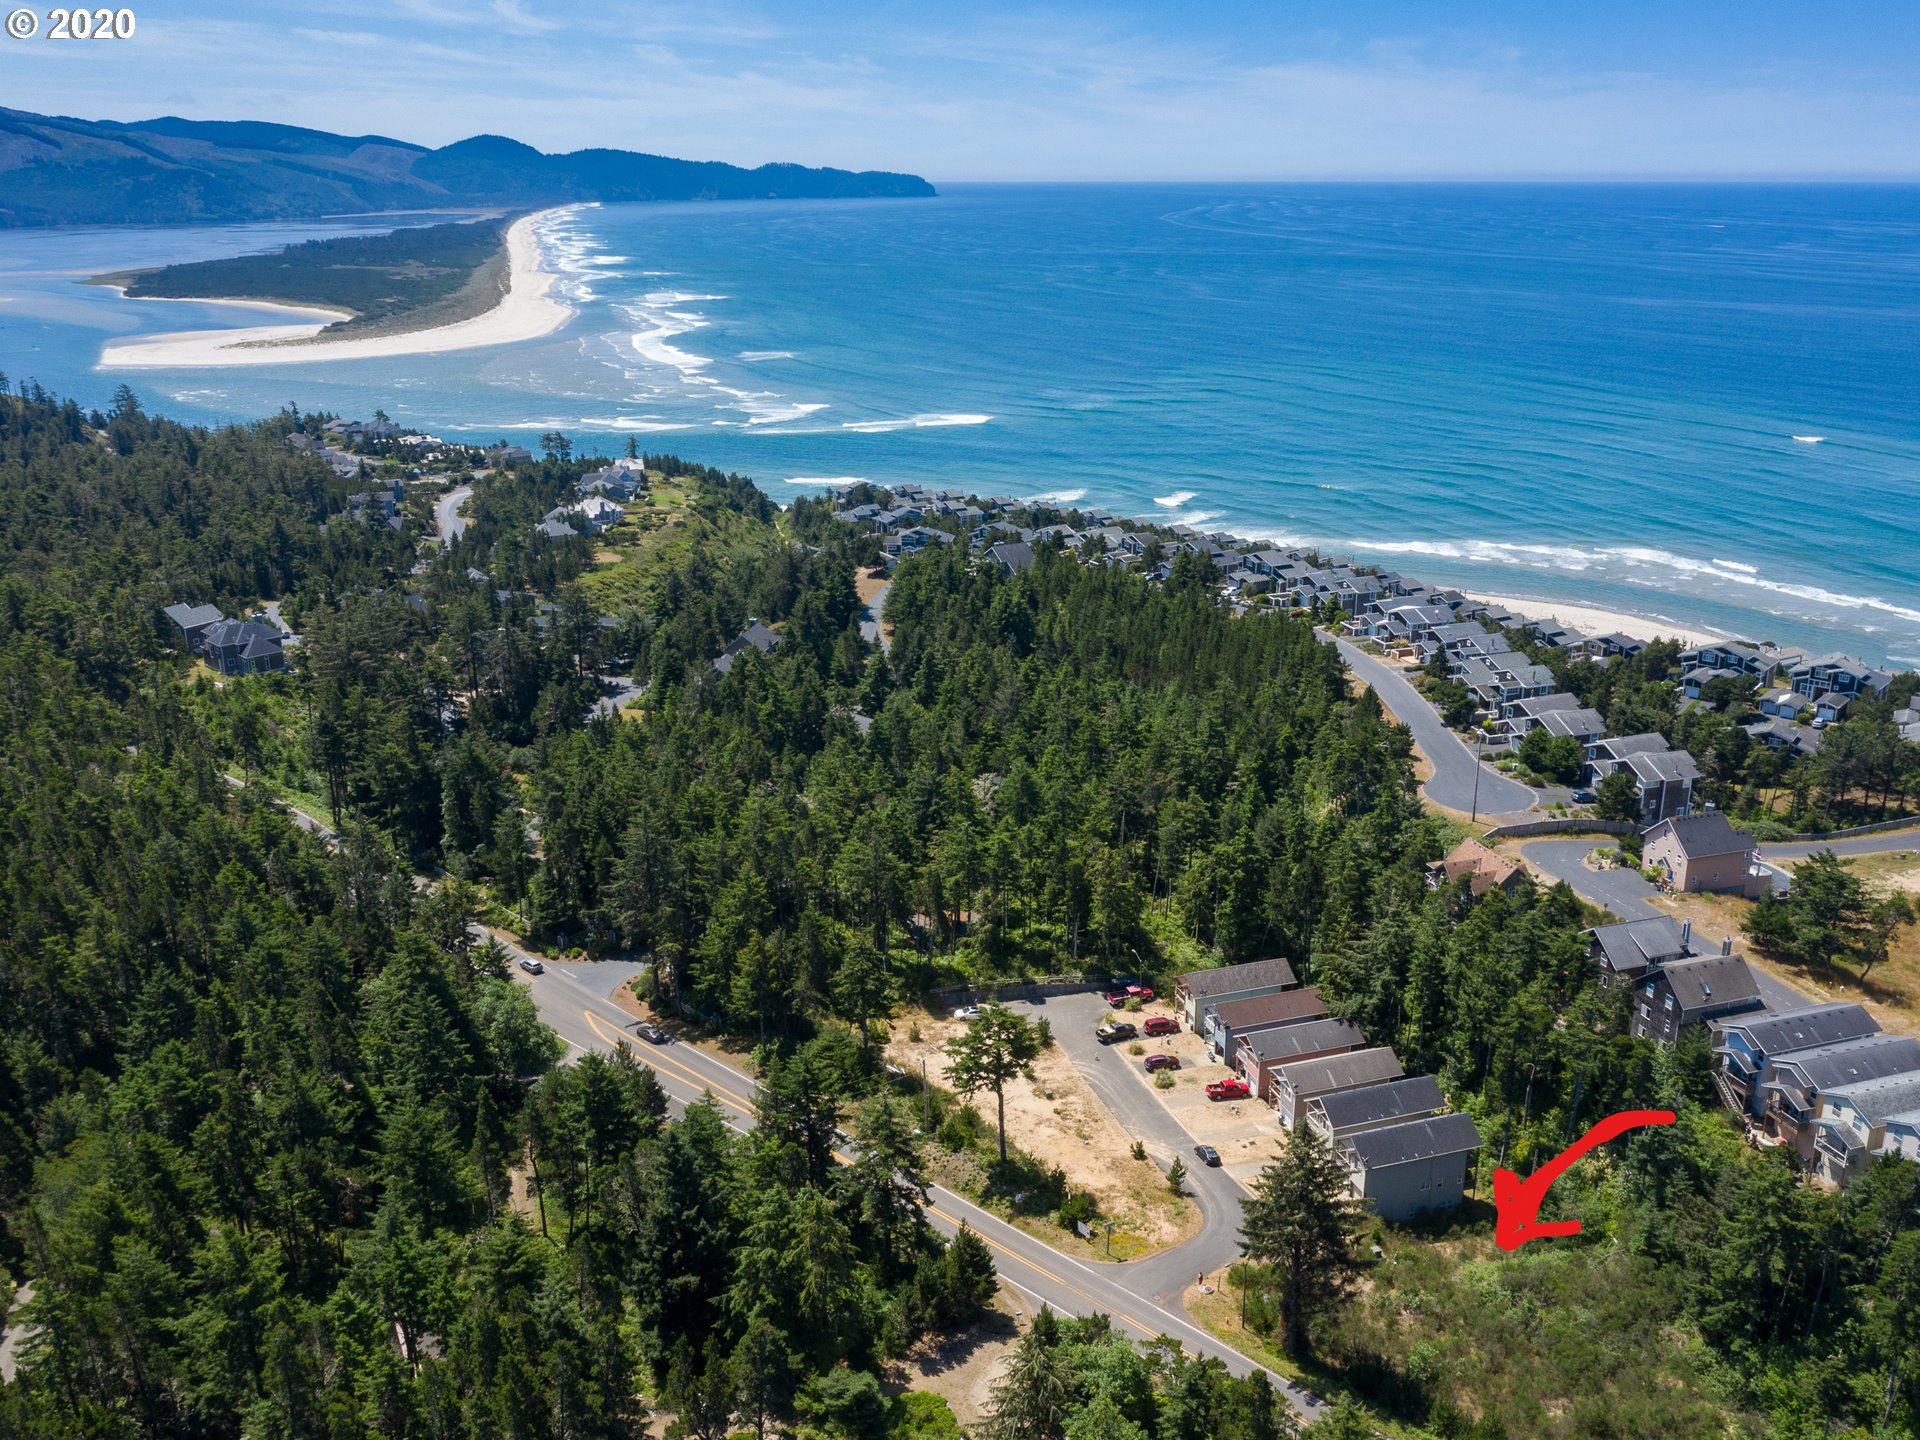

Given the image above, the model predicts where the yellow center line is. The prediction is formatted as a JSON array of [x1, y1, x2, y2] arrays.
[[574, 1004, 1164, 1346], [580, 1007, 759, 1116]]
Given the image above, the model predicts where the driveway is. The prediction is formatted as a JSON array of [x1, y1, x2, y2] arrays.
[[1329, 638, 1537, 819], [860, 578, 891, 652]]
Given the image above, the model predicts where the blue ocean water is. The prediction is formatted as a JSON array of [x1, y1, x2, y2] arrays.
[[2, 184, 1918, 663]]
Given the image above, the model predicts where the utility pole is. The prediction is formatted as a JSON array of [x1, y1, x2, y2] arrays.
[[922, 1056, 933, 1131], [1470, 734, 1484, 824]]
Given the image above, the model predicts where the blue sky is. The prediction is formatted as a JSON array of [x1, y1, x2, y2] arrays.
[[3, 1, 1917, 179]]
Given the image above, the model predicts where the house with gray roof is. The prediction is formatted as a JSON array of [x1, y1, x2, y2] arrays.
[[1236, 1017, 1365, 1100], [985, 541, 1035, 577], [1587, 916, 1697, 985], [162, 602, 225, 651], [1269, 1048, 1406, 1129], [1758, 1035, 1920, 1161], [1207, 988, 1328, 1065], [713, 619, 781, 676], [1813, 1072, 1920, 1185], [1336, 1112, 1483, 1220], [1631, 950, 1764, 1044], [1308, 1074, 1445, 1141], [1713, 1003, 1882, 1117], [1644, 812, 1764, 897], [1175, 958, 1298, 1035]]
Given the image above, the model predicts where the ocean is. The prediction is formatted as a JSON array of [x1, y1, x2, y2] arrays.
[[2, 183, 1918, 664]]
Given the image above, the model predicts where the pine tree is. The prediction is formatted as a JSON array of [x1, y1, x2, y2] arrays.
[[945, 1005, 1043, 1166], [1239, 1126, 1362, 1357], [983, 1307, 1073, 1440]]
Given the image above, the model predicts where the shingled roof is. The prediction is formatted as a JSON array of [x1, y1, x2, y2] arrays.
[[1178, 958, 1297, 999]]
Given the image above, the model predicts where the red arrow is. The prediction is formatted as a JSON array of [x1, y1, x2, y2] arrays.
[[1492, 1108, 1675, 1250]]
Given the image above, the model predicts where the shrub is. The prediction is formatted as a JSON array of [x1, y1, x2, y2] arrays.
[[1154, 1070, 1175, 1090], [938, 1105, 982, 1152], [1166, 1156, 1187, 1193], [1033, 1018, 1053, 1048], [1056, 1191, 1097, 1229], [1130, 1140, 1147, 1162], [1128, 1042, 1145, 1056]]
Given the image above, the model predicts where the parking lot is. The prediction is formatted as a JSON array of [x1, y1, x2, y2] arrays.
[[1014, 991, 1282, 1189]]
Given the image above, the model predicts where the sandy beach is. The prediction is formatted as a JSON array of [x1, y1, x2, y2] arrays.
[[1462, 591, 1729, 649], [98, 208, 575, 369]]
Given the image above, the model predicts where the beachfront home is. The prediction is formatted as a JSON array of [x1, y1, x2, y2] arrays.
[[1499, 693, 1605, 748], [1206, 988, 1329, 1064], [1630, 949, 1764, 1044], [1269, 1049, 1406, 1130], [1790, 654, 1893, 703], [1237, 1018, 1365, 1101], [985, 541, 1036, 577], [1643, 813, 1767, 897], [1335, 1112, 1483, 1221], [486, 444, 533, 466], [1176, 958, 1299, 1037], [1714, 1003, 1884, 1118], [1425, 838, 1524, 898]]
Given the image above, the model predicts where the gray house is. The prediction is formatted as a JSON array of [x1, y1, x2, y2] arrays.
[[163, 602, 225, 652], [1205, 987, 1328, 1064], [1238, 1017, 1365, 1101], [1270, 1048, 1406, 1130], [1756, 1035, 1920, 1161], [1336, 1112, 1483, 1220], [1307, 1074, 1446, 1141], [1631, 950, 1764, 1044], [1712, 1002, 1882, 1117]]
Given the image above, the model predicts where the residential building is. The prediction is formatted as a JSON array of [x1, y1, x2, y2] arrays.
[[1630, 950, 1764, 1043], [1425, 838, 1524, 897], [1174, 958, 1299, 1033], [1237, 1018, 1365, 1100], [197, 618, 287, 676], [1307, 1075, 1445, 1141], [1712, 1003, 1882, 1117], [1790, 654, 1893, 703], [1755, 1036, 1920, 1161], [1335, 1112, 1483, 1220], [1205, 988, 1329, 1064], [1269, 1049, 1406, 1130], [985, 541, 1036, 576], [1587, 916, 1697, 987], [713, 619, 781, 675], [162, 601, 225, 652], [1644, 813, 1767, 897], [1812, 1073, 1920, 1185]]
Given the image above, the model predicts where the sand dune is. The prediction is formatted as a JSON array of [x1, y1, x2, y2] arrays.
[[99, 208, 574, 369]]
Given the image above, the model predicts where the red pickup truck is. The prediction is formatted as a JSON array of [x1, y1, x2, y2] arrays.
[[1205, 1077, 1250, 1101], [1104, 983, 1156, 1007]]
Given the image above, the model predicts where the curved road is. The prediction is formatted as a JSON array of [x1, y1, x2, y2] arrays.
[[520, 965, 1322, 1420], [436, 483, 473, 548], [1330, 637, 1538, 818], [1761, 830, 1920, 861]]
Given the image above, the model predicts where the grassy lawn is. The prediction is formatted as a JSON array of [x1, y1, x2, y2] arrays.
[[577, 477, 782, 616]]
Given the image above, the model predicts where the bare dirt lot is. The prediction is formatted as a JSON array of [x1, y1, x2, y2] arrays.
[[882, 1300, 1023, 1431], [888, 1012, 1200, 1256]]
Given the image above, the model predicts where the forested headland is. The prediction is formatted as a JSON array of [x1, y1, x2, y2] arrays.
[[4, 384, 1920, 1438], [99, 218, 515, 339]]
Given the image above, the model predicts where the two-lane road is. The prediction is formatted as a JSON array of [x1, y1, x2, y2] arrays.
[[1329, 637, 1538, 819], [519, 963, 1322, 1420]]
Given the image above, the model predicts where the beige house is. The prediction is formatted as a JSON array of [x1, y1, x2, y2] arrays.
[[1643, 813, 1768, 897]]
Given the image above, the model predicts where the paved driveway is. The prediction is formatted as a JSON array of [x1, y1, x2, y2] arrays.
[[1330, 638, 1538, 818]]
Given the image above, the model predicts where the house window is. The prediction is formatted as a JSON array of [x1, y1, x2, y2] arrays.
[[1664, 996, 1674, 1010]]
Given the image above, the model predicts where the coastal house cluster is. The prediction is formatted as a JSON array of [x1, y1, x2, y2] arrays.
[[830, 483, 1903, 841], [536, 459, 645, 540], [1175, 959, 1484, 1221], [1714, 1002, 1920, 1187]]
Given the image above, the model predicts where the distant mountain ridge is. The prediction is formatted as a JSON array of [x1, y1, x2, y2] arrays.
[[0, 107, 935, 228]]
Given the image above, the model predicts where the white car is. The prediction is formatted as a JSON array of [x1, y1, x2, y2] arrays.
[[951, 1004, 981, 1021], [519, 956, 544, 975]]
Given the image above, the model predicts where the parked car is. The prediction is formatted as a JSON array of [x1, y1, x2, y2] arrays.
[[1103, 983, 1157, 1007], [634, 1021, 669, 1045], [1570, 787, 1597, 804], [1193, 1144, 1221, 1167], [1143, 1016, 1179, 1037], [1205, 1077, 1250, 1101], [1144, 1053, 1180, 1073], [518, 956, 544, 975], [1095, 1022, 1138, 1045], [951, 1004, 981, 1021]]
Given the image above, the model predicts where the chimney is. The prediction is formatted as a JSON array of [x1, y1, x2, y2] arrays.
[[1681, 918, 1692, 950], [1723, 935, 1733, 956]]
